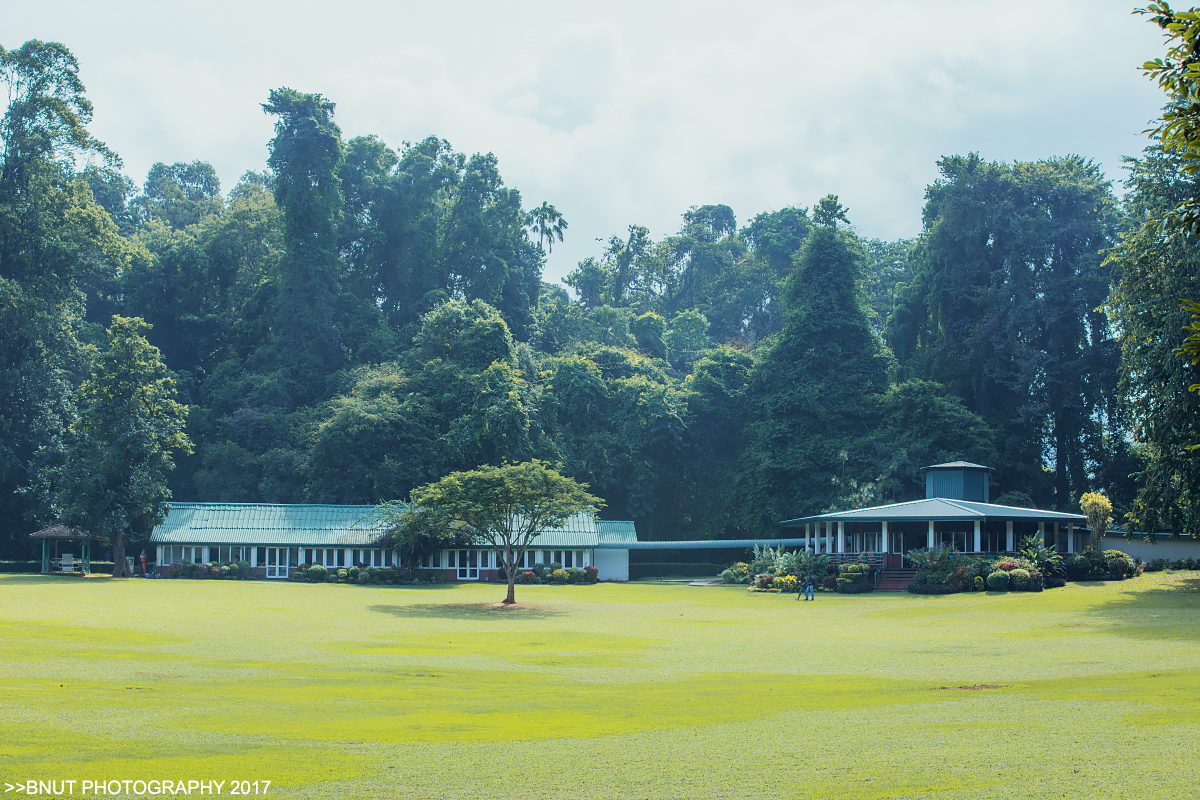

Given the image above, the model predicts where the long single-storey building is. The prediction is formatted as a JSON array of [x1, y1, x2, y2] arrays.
[[150, 502, 637, 580], [780, 462, 1089, 568]]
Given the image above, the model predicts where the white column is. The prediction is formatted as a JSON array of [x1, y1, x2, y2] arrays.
[[1067, 523, 1074, 554], [1006, 521, 1014, 552], [837, 521, 845, 554], [881, 521, 888, 554], [805, 523, 811, 552], [927, 521, 935, 548], [250, 547, 258, 567], [973, 521, 982, 553]]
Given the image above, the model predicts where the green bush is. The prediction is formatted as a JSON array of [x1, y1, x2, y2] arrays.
[[1009, 568, 1031, 590], [630, 562, 724, 580], [0, 561, 43, 573], [307, 564, 328, 582], [566, 567, 585, 584], [551, 568, 569, 583], [986, 571, 1010, 591], [1106, 554, 1130, 580], [347, 567, 359, 580], [973, 575, 985, 591], [337, 569, 348, 579], [1064, 554, 1090, 581], [1146, 558, 1166, 572]]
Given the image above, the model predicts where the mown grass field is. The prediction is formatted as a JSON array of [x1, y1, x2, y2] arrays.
[[1, 573, 1198, 799]]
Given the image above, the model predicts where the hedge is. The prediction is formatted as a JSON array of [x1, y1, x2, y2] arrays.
[[629, 562, 724, 579], [905, 582, 959, 595], [0, 561, 119, 574]]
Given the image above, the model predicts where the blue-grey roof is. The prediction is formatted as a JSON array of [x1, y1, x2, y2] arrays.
[[601, 538, 808, 550], [925, 461, 991, 470], [780, 497, 1087, 526]]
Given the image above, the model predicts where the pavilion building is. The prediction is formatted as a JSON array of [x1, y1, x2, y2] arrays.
[[149, 502, 636, 580], [779, 462, 1088, 568]]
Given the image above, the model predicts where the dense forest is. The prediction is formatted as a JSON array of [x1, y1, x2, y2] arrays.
[[3, 38, 1199, 561]]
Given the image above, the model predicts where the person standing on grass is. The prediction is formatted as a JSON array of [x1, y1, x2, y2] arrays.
[[803, 573, 815, 601]]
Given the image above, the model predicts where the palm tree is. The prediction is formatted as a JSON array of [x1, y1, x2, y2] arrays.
[[525, 202, 568, 253], [905, 544, 954, 572]]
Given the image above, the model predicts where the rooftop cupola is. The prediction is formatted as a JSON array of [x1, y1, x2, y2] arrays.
[[924, 461, 990, 503]]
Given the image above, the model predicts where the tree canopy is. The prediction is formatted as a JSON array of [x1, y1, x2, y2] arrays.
[[2, 32, 1195, 562], [393, 460, 601, 604]]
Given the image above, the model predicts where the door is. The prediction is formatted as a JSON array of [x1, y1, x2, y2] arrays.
[[265, 547, 289, 579], [456, 550, 478, 580]]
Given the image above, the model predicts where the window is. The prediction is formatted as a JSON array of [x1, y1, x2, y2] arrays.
[[336, 549, 344, 567], [257, 547, 266, 565]]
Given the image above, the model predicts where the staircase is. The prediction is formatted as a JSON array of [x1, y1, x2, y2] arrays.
[[876, 569, 918, 591]]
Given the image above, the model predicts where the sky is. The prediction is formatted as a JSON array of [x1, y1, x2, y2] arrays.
[[6, 0, 1170, 284]]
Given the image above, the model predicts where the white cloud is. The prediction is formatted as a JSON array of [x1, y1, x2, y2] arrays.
[[5, 0, 1167, 282]]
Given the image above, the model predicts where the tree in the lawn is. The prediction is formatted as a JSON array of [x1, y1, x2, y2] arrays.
[[43, 316, 192, 577], [391, 460, 602, 604]]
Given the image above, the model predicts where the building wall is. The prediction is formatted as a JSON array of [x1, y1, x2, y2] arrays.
[[594, 549, 629, 581]]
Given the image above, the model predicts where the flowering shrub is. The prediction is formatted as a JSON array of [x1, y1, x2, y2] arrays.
[[720, 562, 751, 584], [584, 566, 599, 583], [775, 575, 797, 593], [551, 568, 569, 584], [519, 570, 535, 584]]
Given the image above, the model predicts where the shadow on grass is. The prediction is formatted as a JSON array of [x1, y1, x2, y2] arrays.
[[1068, 572, 1200, 640], [367, 602, 566, 620]]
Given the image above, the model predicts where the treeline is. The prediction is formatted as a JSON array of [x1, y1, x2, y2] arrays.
[[2, 40, 1197, 559]]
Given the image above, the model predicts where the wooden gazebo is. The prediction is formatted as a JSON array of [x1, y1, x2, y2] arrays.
[[30, 524, 94, 574]]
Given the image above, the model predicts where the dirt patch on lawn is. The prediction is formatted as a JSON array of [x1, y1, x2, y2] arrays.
[[939, 685, 1004, 690]]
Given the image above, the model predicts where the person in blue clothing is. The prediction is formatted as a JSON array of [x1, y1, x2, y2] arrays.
[[800, 572, 814, 601]]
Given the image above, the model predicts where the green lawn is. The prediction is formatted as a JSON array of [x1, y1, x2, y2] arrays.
[[1, 573, 1198, 799]]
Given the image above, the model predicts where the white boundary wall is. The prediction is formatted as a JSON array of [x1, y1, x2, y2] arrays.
[[1104, 534, 1200, 562]]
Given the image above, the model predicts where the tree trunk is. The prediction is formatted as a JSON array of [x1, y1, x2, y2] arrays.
[[501, 547, 518, 604], [111, 531, 132, 578], [1053, 414, 1070, 511]]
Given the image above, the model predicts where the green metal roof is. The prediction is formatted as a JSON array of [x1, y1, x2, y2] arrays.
[[152, 503, 388, 546], [152, 503, 638, 549], [597, 520, 638, 545], [780, 497, 1086, 526]]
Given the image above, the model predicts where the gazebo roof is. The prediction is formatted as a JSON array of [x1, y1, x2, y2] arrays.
[[29, 524, 92, 540], [923, 461, 991, 470], [780, 497, 1086, 526]]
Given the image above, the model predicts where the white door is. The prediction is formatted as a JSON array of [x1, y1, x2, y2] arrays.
[[266, 547, 289, 579], [456, 550, 478, 580]]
